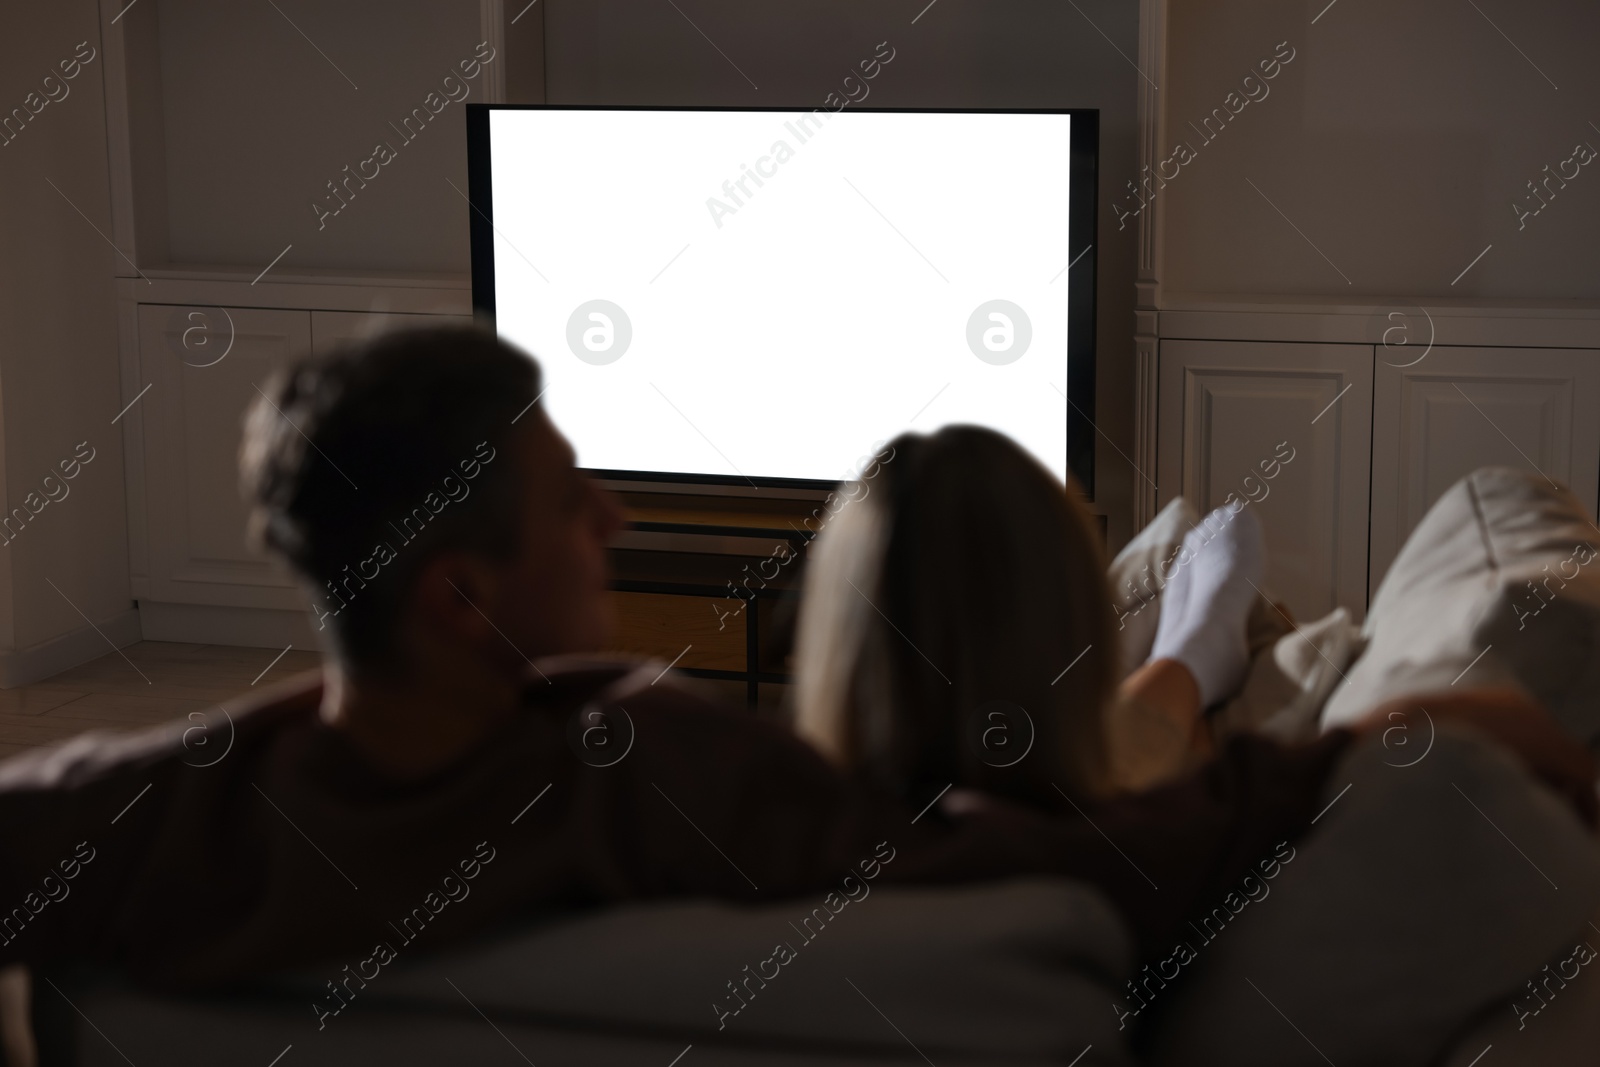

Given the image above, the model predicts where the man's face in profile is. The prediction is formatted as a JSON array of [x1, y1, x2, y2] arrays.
[[479, 408, 625, 661]]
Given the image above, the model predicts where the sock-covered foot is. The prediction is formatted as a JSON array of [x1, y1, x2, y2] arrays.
[[1149, 504, 1265, 707]]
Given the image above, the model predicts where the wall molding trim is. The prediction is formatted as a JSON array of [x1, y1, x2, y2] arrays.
[[0, 608, 141, 690], [113, 274, 472, 315], [1132, 0, 1167, 528], [138, 601, 320, 651], [480, 0, 509, 103], [1157, 297, 1600, 349]]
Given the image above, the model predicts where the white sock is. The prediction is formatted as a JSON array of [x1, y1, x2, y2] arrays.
[[1149, 504, 1265, 708]]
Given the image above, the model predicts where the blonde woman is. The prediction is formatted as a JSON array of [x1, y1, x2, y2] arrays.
[[793, 426, 1592, 821], [796, 425, 1123, 807]]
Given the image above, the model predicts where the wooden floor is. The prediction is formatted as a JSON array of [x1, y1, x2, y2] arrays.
[[0, 641, 323, 761]]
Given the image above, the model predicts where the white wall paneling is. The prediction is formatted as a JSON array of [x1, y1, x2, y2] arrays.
[[311, 310, 474, 356], [94, 0, 494, 649], [135, 304, 309, 609], [122, 286, 474, 646], [1131, 1, 1600, 623], [1370, 346, 1600, 597], [1131, 0, 1166, 529], [1158, 339, 1373, 622], [479, 0, 509, 104]]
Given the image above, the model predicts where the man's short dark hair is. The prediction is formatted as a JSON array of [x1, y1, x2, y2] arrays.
[[241, 326, 541, 670]]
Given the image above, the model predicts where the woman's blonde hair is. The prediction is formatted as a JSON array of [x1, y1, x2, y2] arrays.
[[794, 426, 1117, 808]]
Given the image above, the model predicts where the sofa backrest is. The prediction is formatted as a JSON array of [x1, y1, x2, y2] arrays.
[[1321, 466, 1600, 746], [40, 879, 1139, 1067]]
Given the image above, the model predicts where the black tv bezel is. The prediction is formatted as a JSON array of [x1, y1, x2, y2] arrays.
[[466, 103, 1098, 498]]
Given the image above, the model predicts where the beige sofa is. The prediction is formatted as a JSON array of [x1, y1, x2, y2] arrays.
[[21, 468, 1600, 1066]]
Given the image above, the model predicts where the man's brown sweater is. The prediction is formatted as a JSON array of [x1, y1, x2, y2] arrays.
[[0, 659, 1351, 988]]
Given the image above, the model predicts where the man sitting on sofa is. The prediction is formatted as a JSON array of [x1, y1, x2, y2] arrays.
[[0, 327, 1588, 991]]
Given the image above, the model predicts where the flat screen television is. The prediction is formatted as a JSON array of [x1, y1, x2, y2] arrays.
[[467, 104, 1097, 494]]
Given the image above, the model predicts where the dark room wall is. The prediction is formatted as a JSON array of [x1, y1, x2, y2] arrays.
[[1160, 0, 1600, 300]]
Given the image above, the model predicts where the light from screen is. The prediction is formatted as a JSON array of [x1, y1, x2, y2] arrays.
[[489, 108, 1072, 485]]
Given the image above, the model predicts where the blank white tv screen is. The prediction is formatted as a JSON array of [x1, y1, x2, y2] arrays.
[[476, 107, 1079, 486]]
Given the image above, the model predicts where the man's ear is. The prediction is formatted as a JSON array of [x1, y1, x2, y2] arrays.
[[409, 552, 503, 646]]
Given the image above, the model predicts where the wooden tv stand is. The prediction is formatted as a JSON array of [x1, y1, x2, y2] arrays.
[[604, 491, 827, 709]]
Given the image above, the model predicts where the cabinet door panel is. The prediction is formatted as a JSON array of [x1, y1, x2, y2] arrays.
[[1370, 347, 1600, 596], [1159, 340, 1373, 622], [310, 311, 474, 356], [137, 305, 311, 607]]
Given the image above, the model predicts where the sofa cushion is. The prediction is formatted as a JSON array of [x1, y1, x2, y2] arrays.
[[1439, 916, 1600, 1067], [1144, 725, 1600, 1067], [1320, 467, 1600, 745], [39, 879, 1137, 1067]]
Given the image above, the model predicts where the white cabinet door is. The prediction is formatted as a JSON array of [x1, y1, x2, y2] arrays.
[[1370, 346, 1600, 597], [1159, 340, 1374, 622], [310, 311, 474, 356], [136, 305, 311, 608]]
